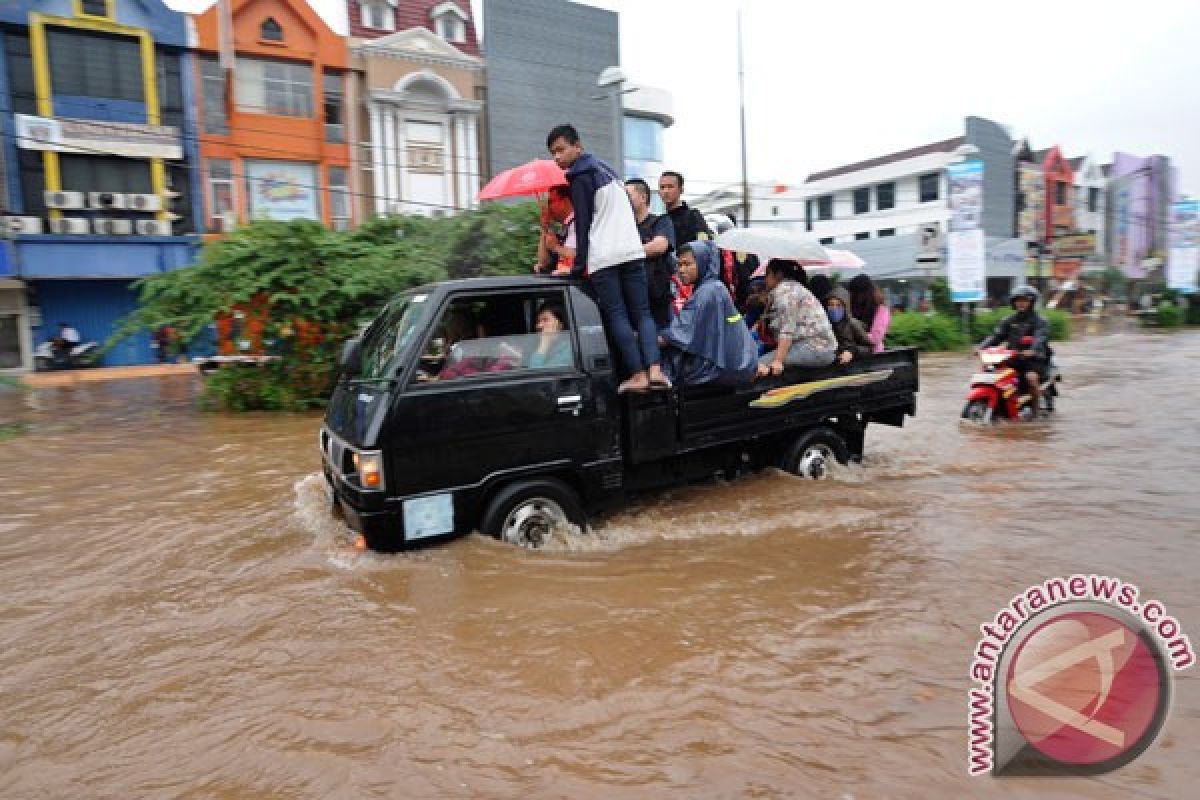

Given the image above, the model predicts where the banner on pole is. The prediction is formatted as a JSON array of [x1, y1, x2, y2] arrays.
[[1167, 200, 1199, 294]]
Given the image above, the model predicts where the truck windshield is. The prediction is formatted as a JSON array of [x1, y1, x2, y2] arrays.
[[358, 294, 428, 381]]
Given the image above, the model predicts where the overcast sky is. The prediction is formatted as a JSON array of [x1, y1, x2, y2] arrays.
[[171, 0, 1200, 198]]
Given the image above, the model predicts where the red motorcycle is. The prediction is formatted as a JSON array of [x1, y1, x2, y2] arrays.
[[961, 338, 1060, 423]]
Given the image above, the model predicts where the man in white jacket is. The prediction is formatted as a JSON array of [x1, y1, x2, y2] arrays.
[[547, 124, 669, 392]]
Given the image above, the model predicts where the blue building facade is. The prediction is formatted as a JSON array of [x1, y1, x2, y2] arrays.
[[0, 0, 202, 368]]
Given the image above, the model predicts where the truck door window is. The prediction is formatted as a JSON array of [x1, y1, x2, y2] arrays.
[[415, 291, 576, 384], [359, 293, 427, 380]]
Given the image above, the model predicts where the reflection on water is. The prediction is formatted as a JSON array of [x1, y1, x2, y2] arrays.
[[1, 330, 1198, 798]]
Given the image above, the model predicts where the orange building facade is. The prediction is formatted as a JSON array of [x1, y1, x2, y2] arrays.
[[193, 0, 353, 236]]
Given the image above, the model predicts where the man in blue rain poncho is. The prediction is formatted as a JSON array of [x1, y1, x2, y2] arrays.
[[659, 240, 760, 387]]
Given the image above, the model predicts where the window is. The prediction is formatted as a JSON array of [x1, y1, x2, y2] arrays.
[[416, 292, 577, 384], [80, 0, 111, 18], [47, 28, 143, 102], [878, 228, 895, 237], [260, 18, 283, 42], [804, 199, 813, 232], [155, 50, 185, 129], [235, 56, 313, 117], [208, 159, 236, 230], [361, 1, 395, 31], [855, 232, 870, 240], [323, 71, 344, 143], [59, 154, 152, 194], [876, 182, 895, 210], [771, 206, 779, 217], [623, 116, 663, 162], [918, 172, 939, 203], [1055, 181, 1066, 205], [816, 195, 833, 221], [818, 237, 834, 245], [853, 187, 870, 214], [435, 14, 466, 43], [1088, 187, 1100, 212], [200, 57, 228, 134], [329, 166, 351, 231]]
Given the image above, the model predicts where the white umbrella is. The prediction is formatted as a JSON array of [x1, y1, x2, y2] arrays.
[[815, 249, 866, 270], [714, 228, 831, 264]]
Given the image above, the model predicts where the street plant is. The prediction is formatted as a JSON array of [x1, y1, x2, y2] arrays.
[[110, 203, 542, 411]]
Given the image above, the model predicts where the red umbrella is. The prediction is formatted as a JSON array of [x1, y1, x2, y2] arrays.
[[478, 159, 567, 201]]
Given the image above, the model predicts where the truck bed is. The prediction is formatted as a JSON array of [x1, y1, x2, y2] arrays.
[[624, 348, 919, 464]]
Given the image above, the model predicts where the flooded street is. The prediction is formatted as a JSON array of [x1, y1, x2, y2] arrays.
[[1, 329, 1198, 799]]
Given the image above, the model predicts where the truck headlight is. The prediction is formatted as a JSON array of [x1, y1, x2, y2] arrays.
[[353, 451, 383, 490]]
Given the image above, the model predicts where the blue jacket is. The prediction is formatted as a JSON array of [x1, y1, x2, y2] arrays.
[[662, 240, 759, 386], [566, 153, 645, 276]]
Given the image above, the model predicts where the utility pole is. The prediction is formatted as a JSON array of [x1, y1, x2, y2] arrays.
[[737, 9, 750, 228]]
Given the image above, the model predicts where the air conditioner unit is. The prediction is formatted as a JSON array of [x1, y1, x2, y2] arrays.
[[49, 217, 90, 234], [127, 193, 163, 212], [88, 191, 128, 210], [44, 190, 86, 210], [93, 218, 134, 235], [136, 219, 171, 236], [2, 216, 43, 235]]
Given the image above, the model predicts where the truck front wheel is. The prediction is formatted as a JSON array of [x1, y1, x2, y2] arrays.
[[781, 427, 850, 480], [480, 478, 586, 548]]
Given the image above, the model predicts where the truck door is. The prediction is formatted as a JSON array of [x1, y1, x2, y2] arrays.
[[385, 286, 615, 502]]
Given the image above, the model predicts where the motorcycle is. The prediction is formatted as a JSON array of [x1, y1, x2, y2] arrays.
[[34, 340, 100, 371], [961, 337, 1060, 423]]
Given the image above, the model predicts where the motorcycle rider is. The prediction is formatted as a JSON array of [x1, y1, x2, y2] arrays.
[[978, 285, 1050, 416]]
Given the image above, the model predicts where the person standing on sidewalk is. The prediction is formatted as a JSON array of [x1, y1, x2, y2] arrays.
[[546, 124, 669, 392]]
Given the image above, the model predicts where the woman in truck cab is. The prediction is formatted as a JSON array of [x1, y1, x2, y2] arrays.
[[658, 240, 758, 386], [528, 302, 573, 369], [755, 259, 837, 378]]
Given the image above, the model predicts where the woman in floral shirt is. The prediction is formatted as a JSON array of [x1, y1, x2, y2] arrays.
[[756, 260, 837, 378]]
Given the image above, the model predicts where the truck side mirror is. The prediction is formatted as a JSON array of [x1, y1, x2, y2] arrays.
[[339, 336, 362, 376]]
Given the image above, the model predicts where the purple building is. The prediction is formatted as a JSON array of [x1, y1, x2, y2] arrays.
[[1109, 153, 1175, 278]]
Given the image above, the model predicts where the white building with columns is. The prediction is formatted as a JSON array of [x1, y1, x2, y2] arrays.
[[348, 4, 484, 218]]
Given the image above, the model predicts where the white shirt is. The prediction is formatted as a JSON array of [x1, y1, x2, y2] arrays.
[[60, 327, 81, 344]]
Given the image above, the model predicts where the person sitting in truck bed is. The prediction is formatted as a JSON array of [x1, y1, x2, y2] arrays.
[[825, 286, 874, 366], [755, 259, 837, 379], [658, 240, 759, 387]]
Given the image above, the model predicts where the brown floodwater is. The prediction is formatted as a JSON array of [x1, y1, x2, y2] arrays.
[[1, 328, 1198, 799]]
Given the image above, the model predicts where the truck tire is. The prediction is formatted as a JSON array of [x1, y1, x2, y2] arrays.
[[781, 427, 849, 480], [480, 478, 586, 548]]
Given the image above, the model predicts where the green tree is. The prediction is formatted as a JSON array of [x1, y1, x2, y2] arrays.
[[111, 203, 543, 410]]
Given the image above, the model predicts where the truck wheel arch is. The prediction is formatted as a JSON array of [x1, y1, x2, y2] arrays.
[[780, 426, 850, 480], [479, 477, 587, 547]]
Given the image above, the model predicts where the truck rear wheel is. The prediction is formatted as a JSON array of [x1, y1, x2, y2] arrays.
[[480, 478, 586, 548], [781, 427, 849, 480]]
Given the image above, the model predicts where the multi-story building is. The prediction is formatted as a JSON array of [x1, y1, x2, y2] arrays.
[[780, 116, 1020, 301], [484, 0, 622, 177], [1108, 152, 1175, 278], [0, 0, 201, 368], [622, 84, 673, 191], [347, 0, 484, 217], [193, 0, 352, 233]]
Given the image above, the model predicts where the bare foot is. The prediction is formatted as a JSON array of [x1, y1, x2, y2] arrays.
[[618, 370, 651, 394], [756, 364, 770, 380]]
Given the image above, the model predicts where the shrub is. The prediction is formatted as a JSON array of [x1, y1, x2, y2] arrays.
[[1155, 302, 1184, 328], [1185, 300, 1200, 326], [886, 312, 969, 351]]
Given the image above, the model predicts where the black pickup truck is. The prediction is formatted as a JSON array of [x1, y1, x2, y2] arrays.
[[320, 276, 918, 550]]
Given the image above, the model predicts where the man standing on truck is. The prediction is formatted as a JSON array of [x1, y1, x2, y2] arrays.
[[625, 178, 677, 331], [658, 171, 713, 246], [547, 124, 670, 393]]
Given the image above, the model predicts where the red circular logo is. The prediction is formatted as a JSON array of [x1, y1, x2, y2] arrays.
[[1005, 611, 1166, 766]]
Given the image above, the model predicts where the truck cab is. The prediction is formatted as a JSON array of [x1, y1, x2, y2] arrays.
[[321, 276, 918, 550]]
